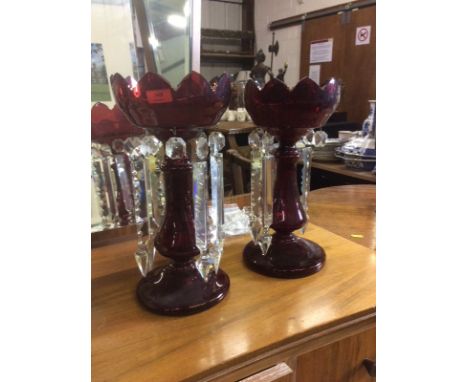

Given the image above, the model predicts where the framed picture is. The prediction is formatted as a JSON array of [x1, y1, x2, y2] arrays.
[[91, 43, 111, 101]]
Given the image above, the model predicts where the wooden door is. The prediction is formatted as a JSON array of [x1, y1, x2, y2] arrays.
[[300, 5, 376, 123], [295, 328, 376, 381]]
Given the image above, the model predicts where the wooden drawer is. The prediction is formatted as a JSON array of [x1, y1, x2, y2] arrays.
[[237, 363, 293, 382], [296, 328, 376, 381], [207, 318, 376, 382]]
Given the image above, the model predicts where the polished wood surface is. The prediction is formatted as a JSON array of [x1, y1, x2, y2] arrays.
[[92, 185, 375, 274], [238, 363, 292, 382], [92, 185, 376, 381], [296, 327, 376, 382], [308, 185, 376, 251], [91, 224, 136, 248], [311, 161, 376, 183], [92, 179, 374, 246]]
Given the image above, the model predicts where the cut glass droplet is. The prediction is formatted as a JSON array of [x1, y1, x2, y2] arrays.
[[99, 144, 113, 157], [165, 137, 186, 159], [123, 136, 142, 154], [208, 131, 225, 153], [195, 132, 209, 160], [259, 235, 272, 256], [140, 135, 162, 157], [248, 128, 263, 149], [314, 130, 328, 147], [134, 244, 153, 277], [304, 130, 314, 145], [112, 139, 125, 153]]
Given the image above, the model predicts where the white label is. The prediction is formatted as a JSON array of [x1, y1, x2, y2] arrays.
[[355, 25, 371, 45], [309, 38, 333, 63], [308, 65, 321, 84]]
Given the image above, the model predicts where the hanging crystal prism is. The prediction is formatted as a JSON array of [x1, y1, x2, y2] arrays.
[[141, 135, 165, 238], [91, 142, 119, 230], [112, 139, 135, 225], [300, 131, 314, 234], [248, 128, 275, 255], [91, 146, 110, 230], [99, 143, 120, 227], [192, 132, 211, 279], [206, 131, 225, 274], [91, 176, 103, 232], [149, 138, 166, 232], [123, 136, 147, 225], [125, 135, 164, 277]]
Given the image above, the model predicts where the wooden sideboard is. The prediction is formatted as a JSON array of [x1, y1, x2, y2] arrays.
[[311, 162, 375, 184], [92, 185, 376, 381]]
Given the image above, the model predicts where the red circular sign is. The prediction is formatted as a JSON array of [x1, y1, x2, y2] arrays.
[[358, 28, 369, 41]]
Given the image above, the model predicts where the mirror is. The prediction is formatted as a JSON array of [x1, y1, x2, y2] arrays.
[[91, 0, 197, 234], [91, 0, 195, 106], [143, 0, 192, 86]]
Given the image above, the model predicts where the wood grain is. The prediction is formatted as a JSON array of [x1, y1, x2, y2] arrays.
[[92, 185, 376, 381], [207, 314, 375, 382], [296, 327, 376, 382], [300, 10, 346, 103], [342, 6, 376, 124], [92, 219, 375, 380], [238, 363, 292, 382], [300, 5, 376, 123], [307, 185, 376, 251]]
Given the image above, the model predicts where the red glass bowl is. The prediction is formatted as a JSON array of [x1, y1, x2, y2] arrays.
[[245, 77, 340, 144], [110, 71, 231, 131], [91, 102, 141, 143]]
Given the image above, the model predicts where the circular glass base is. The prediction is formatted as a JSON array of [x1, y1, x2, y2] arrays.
[[243, 236, 325, 279], [137, 261, 230, 316]]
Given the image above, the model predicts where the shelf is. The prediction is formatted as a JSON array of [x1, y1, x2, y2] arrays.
[[206, 121, 256, 135], [201, 50, 255, 62], [201, 28, 254, 40]]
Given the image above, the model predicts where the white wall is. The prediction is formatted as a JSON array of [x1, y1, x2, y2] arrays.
[[255, 0, 355, 88]]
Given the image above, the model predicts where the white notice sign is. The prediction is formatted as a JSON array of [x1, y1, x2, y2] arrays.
[[309, 39, 333, 64], [355, 25, 371, 45], [308, 65, 321, 84]]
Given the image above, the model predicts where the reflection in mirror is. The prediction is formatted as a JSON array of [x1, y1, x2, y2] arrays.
[[91, 0, 193, 106], [139, 0, 192, 87], [91, 0, 138, 105], [91, 0, 195, 234]]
